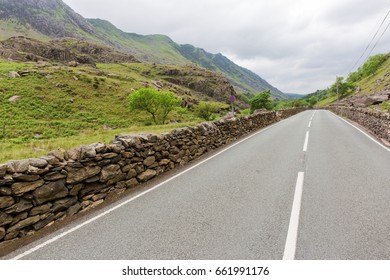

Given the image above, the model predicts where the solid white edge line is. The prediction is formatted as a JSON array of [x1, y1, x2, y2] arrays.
[[328, 111, 390, 152], [303, 131, 309, 152], [10, 112, 308, 260], [283, 171, 305, 260]]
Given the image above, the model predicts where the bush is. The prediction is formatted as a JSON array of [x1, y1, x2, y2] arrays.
[[195, 101, 221, 121]]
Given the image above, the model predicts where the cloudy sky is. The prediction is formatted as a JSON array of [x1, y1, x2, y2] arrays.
[[62, 0, 390, 94]]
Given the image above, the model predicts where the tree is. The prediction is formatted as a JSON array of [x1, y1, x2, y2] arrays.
[[308, 96, 318, 106], [128, 88, 180, 124], [328, 77, 355, 99], [249, 90, 273, 113]]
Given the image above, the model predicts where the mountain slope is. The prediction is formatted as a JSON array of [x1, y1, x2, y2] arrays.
[[89, 19, 286, 99], [0, 0, 286, 99]]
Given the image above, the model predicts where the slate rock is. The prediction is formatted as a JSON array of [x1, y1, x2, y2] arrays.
[[66, 166, 101, 184], [11, 179, 45, 195], [0, 196, 15, 209], [7, 215, 41, 232], [33, 180, 68, 204], [137, 169, 157, 182]]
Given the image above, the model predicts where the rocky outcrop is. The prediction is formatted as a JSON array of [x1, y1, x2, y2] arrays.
[[0, 108, 304, 248], [0, 36, 139, 64], [161, 65, 247, 107], [329, 106, 390, 143]]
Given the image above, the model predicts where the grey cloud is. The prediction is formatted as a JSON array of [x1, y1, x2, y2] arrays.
[[63, 0, 390, 93]]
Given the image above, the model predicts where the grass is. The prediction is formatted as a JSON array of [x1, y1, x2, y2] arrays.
[[0, 122, 199, 163], [0, 60, 239, 163]]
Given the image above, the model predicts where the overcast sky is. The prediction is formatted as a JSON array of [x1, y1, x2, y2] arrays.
[[62, 0, 390, 94]]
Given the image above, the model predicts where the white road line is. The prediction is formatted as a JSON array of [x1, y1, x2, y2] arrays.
[[329, 111, 390, 152], [283, 172, 305, 260], [10, 113, 307, 260], [303, 131, 309, 152], [308, 121, 312, 128], [310, 111, 315, 121]]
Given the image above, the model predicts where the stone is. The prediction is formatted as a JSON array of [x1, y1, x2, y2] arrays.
[[29, 204, 52, 216], [0, 176, 14, 186], [52, 197, 78, 212], [0, 164, 7, 177], [7, 216, 41, 232], [0, 226, 6, 240], [33, 179, 68, 204], [106, 173, 126, 186], [0, 196, 15, 209], [9, 71, 20, 78], [65, 147, 82, 161], [33, 214, 55, 231], [100, 164, 122, 182], [7, 160, 30, 173], [43, 172, 66, 181], [137, 169, 157, 182], [80, 145, 97, 159], [48, 150, 65, 162], [4, 231, 18, 241], [79, 182, 106, 197], [28, 158, 48, 168], [11, 179, 45, 195], [67, 203, 81, 217], [10, 212, 28, 226], [92, 193, 106, 202], [4, 199, 33, 214], [66, 166, 101, 184], [12, 174, 41, 182], [69, 183, 83, 196], [0, 211, 13, 226], [143, 156, 156, 167], [159, 159, 171, 166], [0, 187, 12, 196], [126, 169, 137, 179], [126, 178, 139, 188]]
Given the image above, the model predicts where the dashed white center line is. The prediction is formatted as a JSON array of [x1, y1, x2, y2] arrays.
[[303, 131, 309, 152], [308, 121, 312, 128], [283, 171, 305, 260]]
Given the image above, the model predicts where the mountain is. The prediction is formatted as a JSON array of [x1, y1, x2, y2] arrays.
[[285, 93, 306, 99], [0, 0, 286, 99]]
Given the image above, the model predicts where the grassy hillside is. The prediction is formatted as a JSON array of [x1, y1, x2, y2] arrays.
[[0, 60, 239, 162], [306, 53, 390, 109]]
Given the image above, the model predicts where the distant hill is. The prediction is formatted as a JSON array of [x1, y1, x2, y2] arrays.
[[0, 0, 287, 99], [285, 93, 306, 99]]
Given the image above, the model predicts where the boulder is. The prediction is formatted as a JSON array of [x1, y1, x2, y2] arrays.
[[8, 95, 21, 102], [9, 71, 20, 78]]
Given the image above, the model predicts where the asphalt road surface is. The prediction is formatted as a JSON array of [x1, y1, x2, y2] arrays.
[[3, 110, 390, 260]]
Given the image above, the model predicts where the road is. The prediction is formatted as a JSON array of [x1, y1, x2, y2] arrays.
[[3, 110, 390, 260]]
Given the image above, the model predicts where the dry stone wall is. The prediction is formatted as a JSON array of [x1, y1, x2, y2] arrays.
[[329, 106, 390, 143], [0, 108, 304, 246]]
